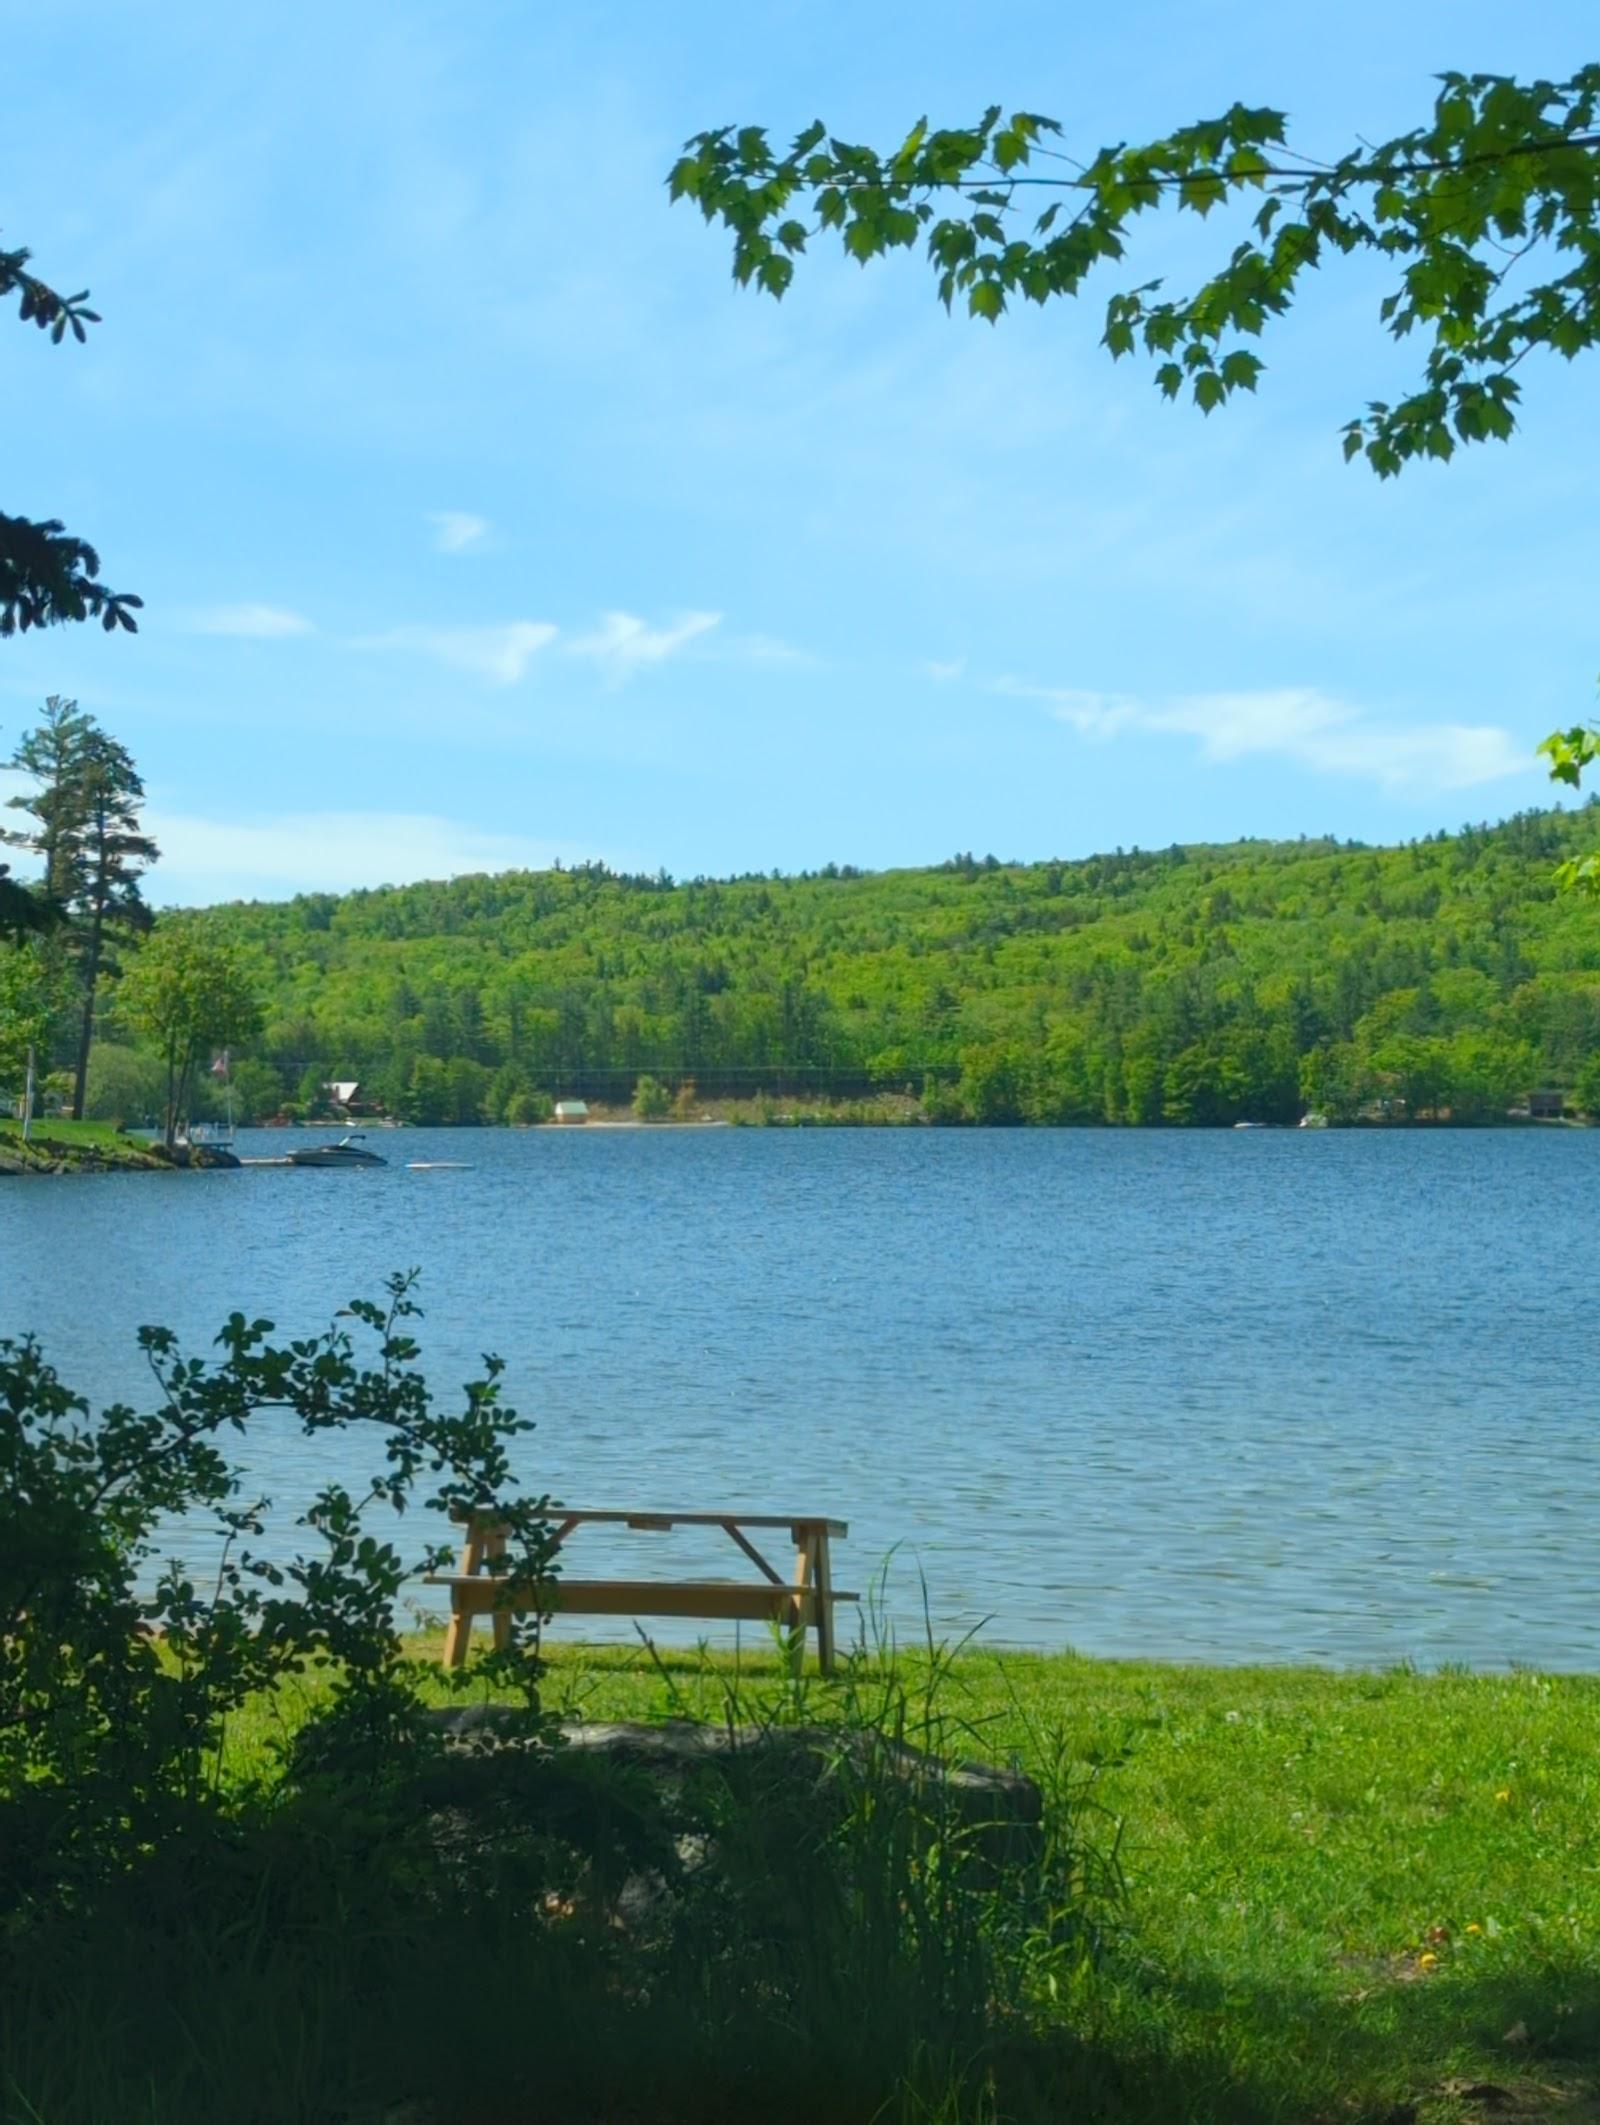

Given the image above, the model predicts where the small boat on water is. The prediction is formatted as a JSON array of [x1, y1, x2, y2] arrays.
[[286, 1133, 388, 1169]]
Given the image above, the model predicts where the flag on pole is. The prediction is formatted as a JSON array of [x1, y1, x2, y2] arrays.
[[210, 1050, 230, 1077]]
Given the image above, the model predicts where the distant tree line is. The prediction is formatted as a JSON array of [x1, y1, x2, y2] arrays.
[[99, 802, 1600, 1129], [7, 696, 1600, 1133]]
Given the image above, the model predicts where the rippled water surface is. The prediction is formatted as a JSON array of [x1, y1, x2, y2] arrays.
[[4, 1126, 1594, 1667]]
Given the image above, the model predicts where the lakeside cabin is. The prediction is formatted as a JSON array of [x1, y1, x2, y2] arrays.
[[553, 1100, 589, 1125]]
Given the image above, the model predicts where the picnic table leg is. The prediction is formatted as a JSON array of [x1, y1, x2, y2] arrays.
[[440, 1523, 485, 1669], [485, 1525, 513, 1654], [813, 1529, 837, 1676], [790, 1529, 817, 1678]]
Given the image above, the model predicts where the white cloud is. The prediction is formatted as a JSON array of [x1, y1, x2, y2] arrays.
[[348, 607, 766, 686], [566, 610, 721, 684], [185, 603, 314, 638], [922, 659, 966, 685], [353, 621, 557, 685], [428, 510, 489, 553], [996, 679, 1531, 795], [143, 807, 648, 904]]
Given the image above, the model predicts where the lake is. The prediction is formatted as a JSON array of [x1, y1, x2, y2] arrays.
[[3, 1125, 1594, 1668]]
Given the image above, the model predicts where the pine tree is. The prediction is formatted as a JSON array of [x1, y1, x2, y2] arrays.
[[2, 698, 158, 1117], [3, 695, 96, 905], [0, 865, 52, 942], [68, 731, 158, 1118]]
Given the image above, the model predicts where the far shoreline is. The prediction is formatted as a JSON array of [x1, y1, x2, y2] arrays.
[[3, 1108, 1592, 1176]]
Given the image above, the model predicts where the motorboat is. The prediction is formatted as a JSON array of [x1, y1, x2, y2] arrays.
[[286, 1133, 388, 1169]]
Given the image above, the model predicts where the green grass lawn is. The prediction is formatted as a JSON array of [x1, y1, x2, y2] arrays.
[[1, 1117, 130, 1142], [20, 1630, 1597, 2122], [323, 1637, 1598, 2124], [0, 1117, 154, 1156]]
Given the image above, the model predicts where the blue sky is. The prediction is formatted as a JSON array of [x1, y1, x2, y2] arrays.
[[5, 1, 1598, 904]]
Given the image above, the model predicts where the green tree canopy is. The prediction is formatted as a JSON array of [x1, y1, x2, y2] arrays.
[[0, 941, 69, 1100], [120, 928, 262, 1149], [125, 810, 1595, 1130]]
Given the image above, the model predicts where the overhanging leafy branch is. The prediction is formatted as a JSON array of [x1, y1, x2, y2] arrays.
[[669, 68, 1600, 477], [1, 240, 140, 636]]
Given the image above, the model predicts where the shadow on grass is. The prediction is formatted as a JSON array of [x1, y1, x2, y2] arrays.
[[11, 1943, 1599, 2125], [8, 1835, 1600, 2125], [1068, 1957, 1600, 2125], [12, 1612, 1600, 2125]]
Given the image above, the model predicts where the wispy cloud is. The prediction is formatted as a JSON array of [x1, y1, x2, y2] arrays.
[[353, 621, 557, 685], [347, 607, 775, 687], [922, 658, 966, 684], [566, 610, 721, 684], [995, 681, 1139, 740], [144, 807, 648, 904], [995, 679, 1531, 795], [428, 510, 489, 553], [185, 603, 314, 638], [1156, 691, 1529, 791]]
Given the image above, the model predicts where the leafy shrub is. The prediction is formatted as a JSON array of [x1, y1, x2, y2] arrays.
[[0, 1273, 557, 1921], [920, 1077, 966, 1125], [0, 1290, 1124, 2122], [631, 1072, 671, 1120], [506, 1086, 554, 1124], [2, 1621, 1123, 2124]]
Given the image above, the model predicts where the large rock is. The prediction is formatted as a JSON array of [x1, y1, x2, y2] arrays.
[[410, 1709, 1050, 1957], [420, 1707, 1042, 1863]]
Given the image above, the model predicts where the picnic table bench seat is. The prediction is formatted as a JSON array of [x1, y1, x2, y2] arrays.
[[426, 1506, 856, 1674]]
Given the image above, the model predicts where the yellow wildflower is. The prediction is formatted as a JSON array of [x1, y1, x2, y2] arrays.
[[1418, 1951, 1438, 1970], [1495, 1789, 1511, 1803], [1465, 1923, 1482, 1936]]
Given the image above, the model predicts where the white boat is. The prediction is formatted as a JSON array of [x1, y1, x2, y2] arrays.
[[286, 1133, 388, 1169]]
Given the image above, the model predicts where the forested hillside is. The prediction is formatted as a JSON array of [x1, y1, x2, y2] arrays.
[[105, 805, 1600, 1126]]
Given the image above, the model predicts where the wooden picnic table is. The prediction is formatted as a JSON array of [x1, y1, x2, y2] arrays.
[[426, 1506, 855, 1675]]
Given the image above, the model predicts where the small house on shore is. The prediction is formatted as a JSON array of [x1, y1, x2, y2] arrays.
[[553, 1100, 589, 1125], [1528, 1088, 1566, 1120]]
